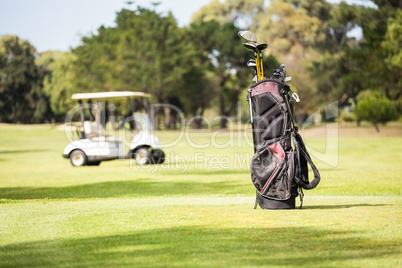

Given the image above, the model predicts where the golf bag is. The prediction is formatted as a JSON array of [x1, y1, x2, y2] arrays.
[[247, 78, 320, 209]]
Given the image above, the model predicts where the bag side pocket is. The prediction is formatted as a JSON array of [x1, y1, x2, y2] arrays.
[[250, 142, 286, 197]]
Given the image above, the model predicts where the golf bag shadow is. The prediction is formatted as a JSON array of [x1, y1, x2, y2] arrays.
[[248, 79, 320, 209]]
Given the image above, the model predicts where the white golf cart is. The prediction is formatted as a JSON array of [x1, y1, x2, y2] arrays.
[[62, 91, 165, 166]]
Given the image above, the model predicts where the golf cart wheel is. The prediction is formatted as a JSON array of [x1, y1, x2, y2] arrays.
[[134, 147, 152, 165], [151, 149, 165, 164], [70, 150, 88, 166]]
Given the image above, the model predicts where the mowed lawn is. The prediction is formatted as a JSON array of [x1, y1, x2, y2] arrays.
[[0, 123, 401, 267]]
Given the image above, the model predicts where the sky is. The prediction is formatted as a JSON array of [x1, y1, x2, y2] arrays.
[[0, 0, 211, 53], [0, 0, 375, 53]]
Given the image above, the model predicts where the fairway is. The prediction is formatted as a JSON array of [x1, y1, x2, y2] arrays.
[[0, 123, 401, 267]]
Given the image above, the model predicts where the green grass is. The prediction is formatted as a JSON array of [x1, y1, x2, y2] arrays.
[[0, 123, 401, 267]]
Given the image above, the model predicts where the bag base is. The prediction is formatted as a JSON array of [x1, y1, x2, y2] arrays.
[[256, 192, 295, 210]]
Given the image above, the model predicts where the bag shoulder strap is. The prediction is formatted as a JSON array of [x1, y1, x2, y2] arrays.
[[293, 132, 321, 190], [282, 89, 320, 190]]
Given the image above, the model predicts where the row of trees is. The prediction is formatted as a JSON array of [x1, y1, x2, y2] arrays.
[[0, 0, 400, 128]]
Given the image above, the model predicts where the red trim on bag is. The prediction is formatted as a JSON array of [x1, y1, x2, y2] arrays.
[[269, 142, 285, 161], [261, 143, 285, 194], [261, 158, 279, 194], [251, 82, 280, 97]]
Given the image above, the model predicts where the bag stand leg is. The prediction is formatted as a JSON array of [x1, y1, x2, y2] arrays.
[[254, 191, 296, 210]]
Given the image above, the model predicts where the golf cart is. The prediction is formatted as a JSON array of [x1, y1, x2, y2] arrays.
[[62, 91, 165, 166]]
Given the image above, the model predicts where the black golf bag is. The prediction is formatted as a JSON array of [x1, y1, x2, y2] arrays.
[[247, 78, 320, 209]]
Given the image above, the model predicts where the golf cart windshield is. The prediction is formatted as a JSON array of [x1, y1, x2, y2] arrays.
[[72, 91, 153, 134]]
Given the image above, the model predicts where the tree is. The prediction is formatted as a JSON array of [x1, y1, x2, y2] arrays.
[[381, 8, 402, 101], [180, 67, 219, 128], [307, 2, 364, 108], [354, 1, 401, 104], [254, 0, 333, 124], [192, 0, 264, 27], [382, 9, 402, 68], [307, 0, 401, 128], [355, 91, 398, 132], [259, 0, 329, 52], [0, 35, 50, 123], [72, 25, 120, 92], [72, 7, 199, 129], [37, 51, 77, 118], [186, 20, 255, 128]]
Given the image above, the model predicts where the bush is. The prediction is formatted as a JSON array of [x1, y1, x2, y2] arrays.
[[337, 110, 356, 123], [355, 90, 399, 132]]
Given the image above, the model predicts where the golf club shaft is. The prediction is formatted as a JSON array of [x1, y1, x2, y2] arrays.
[[255, 52, 261, 81], [259, 51, 264, 80]]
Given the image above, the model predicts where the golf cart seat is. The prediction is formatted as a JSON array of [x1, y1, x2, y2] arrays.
[[84, 121, 105, 137], [83, 121, 121, 142]]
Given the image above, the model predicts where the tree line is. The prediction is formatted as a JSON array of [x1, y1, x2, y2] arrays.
[[0, 0, 400, 129]]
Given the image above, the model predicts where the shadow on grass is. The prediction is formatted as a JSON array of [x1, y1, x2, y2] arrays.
[[0, 179, 250, 200], [162, 169, 250, 175], [304, 204, 387, 210], [0, 149, 49, 161], [0, 226, 399, 267], [0, 149, 48, 154]]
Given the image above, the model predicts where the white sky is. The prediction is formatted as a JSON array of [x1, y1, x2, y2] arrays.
[[0, 0, 211, 53]]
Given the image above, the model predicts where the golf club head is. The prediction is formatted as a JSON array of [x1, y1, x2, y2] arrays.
[[256, 43, 268, 51], [242, 42, 257, 51], [281, 64, 286, 79], [247, 59, 257, 79], [273, 69, 282, 77], [247, 59, 257, 67], [238, 31, 257, 44]]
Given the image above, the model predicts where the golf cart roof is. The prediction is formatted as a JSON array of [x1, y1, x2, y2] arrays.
[[72, 91, 150, 100]]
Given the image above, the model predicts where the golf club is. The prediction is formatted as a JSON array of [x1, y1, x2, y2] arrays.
[[239, 31, 268, 81], [242, 42, 262, 81], [281, 64, 292, 82], [247, 59, 258, 82], [272, 69, 282, 77], [247, 59, 257, 69], [238, 31, 257, 44], [242, 42, 256, 50], [239, 31, 265, 81], [256, 42, 268, 80], [280, 64, 297, 100]]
